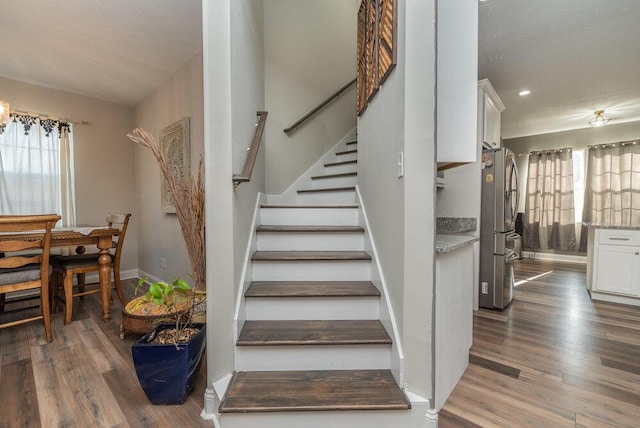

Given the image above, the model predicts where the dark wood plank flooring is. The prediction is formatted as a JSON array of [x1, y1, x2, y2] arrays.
[[245, 281, 380, 297], [0, 279, 209, 428], [237, 320, 391, 345], [439, 259, 640, 427], [219, 369, 410, 413]]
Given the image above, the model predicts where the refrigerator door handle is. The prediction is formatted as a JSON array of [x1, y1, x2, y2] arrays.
[[506, 249, 519, 262]]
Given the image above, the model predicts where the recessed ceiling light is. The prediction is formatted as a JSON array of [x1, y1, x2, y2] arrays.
[[518, 90, 531, 96]]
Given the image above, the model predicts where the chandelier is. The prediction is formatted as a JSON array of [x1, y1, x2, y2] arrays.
[[589, 110, 610, 128]]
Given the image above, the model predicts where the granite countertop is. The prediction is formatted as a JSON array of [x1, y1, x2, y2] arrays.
[[583, 222, 640, 230], [435, 217, 479, 254]]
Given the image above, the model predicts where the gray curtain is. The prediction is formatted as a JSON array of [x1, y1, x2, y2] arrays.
[[523, 148, 577, 251], [579, 142, 640, 250]]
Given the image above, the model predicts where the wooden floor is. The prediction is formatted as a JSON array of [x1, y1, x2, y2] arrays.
[[440, 258, 640, 428], [0, 279, 209, 428]]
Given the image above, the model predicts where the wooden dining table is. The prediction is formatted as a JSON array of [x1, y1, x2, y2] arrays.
[[0, 226, 120, 322]]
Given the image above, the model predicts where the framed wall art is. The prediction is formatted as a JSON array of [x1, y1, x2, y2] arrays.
[[159, 117, 190, 213]]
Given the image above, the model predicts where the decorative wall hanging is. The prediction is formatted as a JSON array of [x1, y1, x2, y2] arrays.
[[378, 0, 397, 85], [357, 0, 397, 115], [159, 117, 190, 213], [365, 0, 379, 104], [357, 2, 368, 114]]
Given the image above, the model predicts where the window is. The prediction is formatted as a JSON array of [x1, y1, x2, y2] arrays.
[[572, 149, 585, 223], [0, 114, 76, 226]]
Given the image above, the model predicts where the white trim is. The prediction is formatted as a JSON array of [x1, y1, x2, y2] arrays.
[[590, 290, 640, 307], [355, 186, 405, 386], [267, 127, 357, 204], [233, 192, 263, 346], [522, 251, 587, 263]]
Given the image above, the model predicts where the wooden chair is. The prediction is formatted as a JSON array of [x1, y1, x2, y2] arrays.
[[0, 214, 61, 342], [51, 213, 131, 324]]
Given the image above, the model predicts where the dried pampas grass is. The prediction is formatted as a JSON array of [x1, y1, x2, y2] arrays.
[[127, 128, 205, 292]]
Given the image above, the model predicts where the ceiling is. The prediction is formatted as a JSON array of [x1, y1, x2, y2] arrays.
[[0, 0, 202, 107], [1, 1, 638, 139], [480, 0, 640, 139]]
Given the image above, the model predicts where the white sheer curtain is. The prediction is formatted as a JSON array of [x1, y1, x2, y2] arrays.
[[582, 141, 640, 227], [523, 148, 578, 251], [0, 114, 76, 226]]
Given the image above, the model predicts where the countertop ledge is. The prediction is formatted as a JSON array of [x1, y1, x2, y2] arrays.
[[583, 223, 640, 230], [436, 233, 479, 254]]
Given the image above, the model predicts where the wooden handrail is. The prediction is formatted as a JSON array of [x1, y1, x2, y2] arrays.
[[283, 78, 357, 134], [233, 111, 268, 188]]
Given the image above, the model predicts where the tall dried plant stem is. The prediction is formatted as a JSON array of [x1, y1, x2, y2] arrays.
[[127, 128, 206, 292]]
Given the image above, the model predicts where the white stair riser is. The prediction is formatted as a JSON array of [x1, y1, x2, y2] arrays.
[[297, 190, 356, 204], [323, 163, 357, 175], [311, 175, 358, 189], [334, 152, 358, 162], [260, 208, 358, 226], [245, 296, 379, 320], [252, 260, 371, 281], [220, 408, 432, 428], [256, 232, 364, 251], [235, 344, 390, 371]]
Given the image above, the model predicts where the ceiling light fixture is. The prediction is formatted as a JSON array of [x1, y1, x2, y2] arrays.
[[589, 110, 610, 128], [518, 90, 531, 96], [0, 100, 9, 134]]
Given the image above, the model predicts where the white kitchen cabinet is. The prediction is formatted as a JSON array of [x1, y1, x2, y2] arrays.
[[587, 228, 640, 306], [592, 229, 640, 297], [436, 0, 478, 167], [478, 79, 505, 150]]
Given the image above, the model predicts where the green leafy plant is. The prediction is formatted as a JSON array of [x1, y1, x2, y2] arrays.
[[130, 276, 206, 346]]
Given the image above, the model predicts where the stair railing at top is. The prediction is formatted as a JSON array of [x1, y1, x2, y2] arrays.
[[233, 111, 268, 188], [283, 78, 357, 134]]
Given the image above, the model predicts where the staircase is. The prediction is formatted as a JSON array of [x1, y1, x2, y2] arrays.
[[218, 139, 413, 427]]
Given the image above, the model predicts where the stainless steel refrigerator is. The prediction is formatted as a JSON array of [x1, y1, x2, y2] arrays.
[[479, 147, 520, 310]]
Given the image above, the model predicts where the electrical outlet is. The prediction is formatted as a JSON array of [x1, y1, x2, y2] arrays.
[[481, 282, 489, 294], [160, 258, 167, 269]]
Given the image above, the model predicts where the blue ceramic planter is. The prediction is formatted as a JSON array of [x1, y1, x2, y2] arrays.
[[132, 323, 206, 405]]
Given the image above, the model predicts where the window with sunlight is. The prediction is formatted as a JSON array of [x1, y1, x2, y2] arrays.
[[0, 114, 76, 226]]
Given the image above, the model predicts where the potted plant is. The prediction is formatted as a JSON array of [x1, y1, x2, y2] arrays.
[[126, 127, 206, 404], [131, 277, 206, 405]]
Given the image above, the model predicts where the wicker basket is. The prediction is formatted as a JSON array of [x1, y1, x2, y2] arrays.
[[120, 310, 165, 339], [119, 296, 187, 339]]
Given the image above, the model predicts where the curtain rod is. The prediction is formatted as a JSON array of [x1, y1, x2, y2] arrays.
[[519, 147, 573, 157], [10, 109, 90, 126], [587, 140, 638, 149]]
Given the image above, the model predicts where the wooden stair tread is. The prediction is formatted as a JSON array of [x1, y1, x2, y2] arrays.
[[260, 204, 359, 209], [324, 159, 357, 167], [245, 281, 380, 297], [297, 186, 356, 194], [256, 225, 364, 233], [251, 250, 371, 261], [335, 149, 357, 155], [311, 171, 357, 180], [237, 320, 391, 345], [219, 369, 410, 413]]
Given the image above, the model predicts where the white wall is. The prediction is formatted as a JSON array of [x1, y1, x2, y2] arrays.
[[263, 0, 359, 194], [203, 0, 266, 382], [0, 77, 138, 271], [133, 53, 204, 283], [231, 0, 266, 322], [358, 0, 437, 402]]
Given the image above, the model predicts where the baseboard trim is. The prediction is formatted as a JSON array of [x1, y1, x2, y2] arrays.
[[521, 251, 587, 264]]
